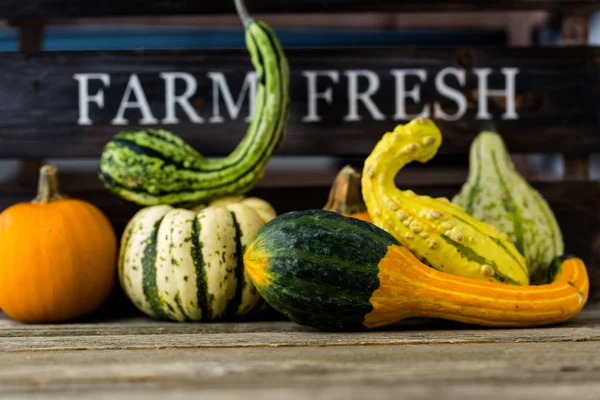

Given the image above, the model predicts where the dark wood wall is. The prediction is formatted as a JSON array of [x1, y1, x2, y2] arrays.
[[0, 0, 597, 19], [1, 0, 599, 303]]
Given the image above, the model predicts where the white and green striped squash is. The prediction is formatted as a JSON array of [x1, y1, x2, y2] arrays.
[[119, 196, 276, 322], [452, 131, 564, 284]]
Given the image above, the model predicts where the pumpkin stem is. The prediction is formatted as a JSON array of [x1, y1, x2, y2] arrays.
[[33, 165, 64, 203], [324, 165, 367, 215]]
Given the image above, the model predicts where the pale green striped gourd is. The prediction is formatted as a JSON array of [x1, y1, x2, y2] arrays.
[[452, 131, 564, 284], [99, 0, 289, 206], [119, 196, 276, 321]]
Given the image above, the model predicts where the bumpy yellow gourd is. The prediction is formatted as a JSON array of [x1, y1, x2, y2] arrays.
[[362, 117, 529, 285]]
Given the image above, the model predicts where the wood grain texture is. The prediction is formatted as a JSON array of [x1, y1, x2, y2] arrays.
[[0, 308, 600, 399], [0, 48, 599, 157], [5, 382, 600, 400], [0, 0, 596, 19], [1, 342, 600, 399], [0, 305, 599, 349], [564, 154, 590, 179]]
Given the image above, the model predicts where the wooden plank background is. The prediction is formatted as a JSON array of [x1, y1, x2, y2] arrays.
[[0, 47, 598, 158], [0, 0, 597, 19]]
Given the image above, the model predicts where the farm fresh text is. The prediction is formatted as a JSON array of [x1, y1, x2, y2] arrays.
[[74, 67, 518, 126]]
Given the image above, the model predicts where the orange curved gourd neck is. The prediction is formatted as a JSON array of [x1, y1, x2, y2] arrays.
[[32, 165, 65, 204], [364, 246, 589, 329]]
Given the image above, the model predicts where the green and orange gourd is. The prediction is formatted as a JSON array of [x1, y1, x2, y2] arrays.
[[244, 210, 587, 330], [244, 117, 589, 330]]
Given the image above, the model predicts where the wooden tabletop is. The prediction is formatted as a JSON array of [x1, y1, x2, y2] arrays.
[[1, 306, 600, 399]]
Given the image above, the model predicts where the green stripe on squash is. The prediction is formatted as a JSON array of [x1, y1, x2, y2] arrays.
[[141, 217, 169, 319], [246, 210, 391, 330], [225, 213, 246, 317], [118, 196, 276, 322], [453, 131, 564, 284], [191, 216, 212, 321]]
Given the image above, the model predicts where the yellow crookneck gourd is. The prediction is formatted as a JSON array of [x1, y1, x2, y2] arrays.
[[362, 117, 529, 285]]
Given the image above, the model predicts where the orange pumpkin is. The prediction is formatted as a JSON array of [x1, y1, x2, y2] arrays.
[[0, 165, 117, 323], [323, 165, 373, 223]]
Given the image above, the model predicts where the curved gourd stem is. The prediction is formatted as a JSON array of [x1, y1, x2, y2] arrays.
[[365, 248, 589, 329], [234, 0, 254, 27], [33, 165, 65, 203], [361, 117, 529, 286]]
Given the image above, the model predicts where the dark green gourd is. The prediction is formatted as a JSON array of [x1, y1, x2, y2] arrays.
[[99, 0, 290, 206]]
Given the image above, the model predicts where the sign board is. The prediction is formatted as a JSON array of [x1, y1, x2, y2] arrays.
[[0, 48, 597, 157], [74, 67, 519, 127]]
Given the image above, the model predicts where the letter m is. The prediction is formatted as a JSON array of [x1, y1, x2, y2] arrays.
[[208, 72, 257, 123]]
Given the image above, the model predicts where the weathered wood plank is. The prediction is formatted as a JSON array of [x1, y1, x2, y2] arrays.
[[1, 306, 599, 351], [3, 161, 473, 191], [9, 19, 46, 213], [0, 0, 596, 19], [0, 47, 598, 157], [1, 304, 598, 399], [0, 326, 597, 352], [3, 381, 600, 400], [564, 155, 590, 179], [1, 338, 600, 399], [1, 180, 595, 237], [5, 382, 600, 400]]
